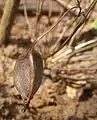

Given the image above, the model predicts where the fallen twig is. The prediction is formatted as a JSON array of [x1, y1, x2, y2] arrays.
[[52, 39, 97, 62]]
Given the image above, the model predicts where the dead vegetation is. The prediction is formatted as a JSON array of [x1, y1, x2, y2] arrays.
[[0, 0, 97, 120]]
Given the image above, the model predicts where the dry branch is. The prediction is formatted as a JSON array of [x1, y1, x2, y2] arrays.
[[0, 0, 20, 45], [52, 39, 97, 62], [52, 0, 81, 16], [46, 0, 97, 59]]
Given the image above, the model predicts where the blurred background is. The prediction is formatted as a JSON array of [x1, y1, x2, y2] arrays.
[[0, 0, 97, 120]]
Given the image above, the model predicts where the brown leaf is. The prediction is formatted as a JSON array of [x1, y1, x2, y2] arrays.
[[13, 49, 43, 112]]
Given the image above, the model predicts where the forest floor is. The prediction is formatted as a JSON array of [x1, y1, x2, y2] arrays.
[[0, 1, 97, 120]]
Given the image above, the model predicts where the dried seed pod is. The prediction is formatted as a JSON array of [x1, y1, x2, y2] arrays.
[[13, 49, 43, 112]]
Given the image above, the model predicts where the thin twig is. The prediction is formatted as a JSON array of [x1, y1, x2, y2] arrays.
[[46, 0, 97, 59], [35, 0, 44, 38], [53, 0, 82, 51], [68, 0, 96, 48], [48, 0, 52, 25], [69, 39, 97, 58], [23, 0, 35, 42], [52, 39, 97, 62], [36, 6, 79, 44], [44, 68, 95, 84], [52, 0, 80, 16]]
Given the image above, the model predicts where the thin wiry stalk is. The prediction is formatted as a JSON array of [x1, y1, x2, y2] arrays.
[[52, 0, 79, 16], [36, 6, 79, 44], [35, 0, 44, 38], [52, 39, 97, 62], [66, 0, 97, 50], [46, 0, 97, 59], [53, 0, 82, 51], [23, 0, 35, 42], [48, 0, 52, 25]]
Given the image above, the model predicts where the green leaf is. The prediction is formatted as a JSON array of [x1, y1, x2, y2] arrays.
[[92, 19, 97, 30]]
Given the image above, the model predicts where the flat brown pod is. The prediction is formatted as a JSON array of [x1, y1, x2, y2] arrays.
[[13, 49, 43, 112]]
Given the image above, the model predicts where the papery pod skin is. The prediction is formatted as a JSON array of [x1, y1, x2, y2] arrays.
[[13, 49, 43, 111]]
